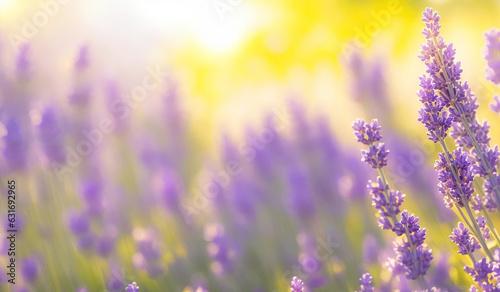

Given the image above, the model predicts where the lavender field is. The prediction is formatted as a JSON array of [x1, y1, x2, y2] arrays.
[[2, 1, 500, 291]]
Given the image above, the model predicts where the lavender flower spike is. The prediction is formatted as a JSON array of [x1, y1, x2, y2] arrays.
[[420, 7, 500, 211], [353, 119, 389, 169], [290, 276, 304, 292], [356, 273, 374, 292], [464, 258, 499, 291], [434, 148, 475, 207], [449, 222, 481, 256], [126, 282, 139, 292], [353, 119, 432, 285], [417, 76, 452, 143]]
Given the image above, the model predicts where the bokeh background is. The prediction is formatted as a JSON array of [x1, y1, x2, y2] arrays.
[[1, 0, 500, 291]]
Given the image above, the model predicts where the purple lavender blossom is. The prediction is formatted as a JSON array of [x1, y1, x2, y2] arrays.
[[420, 7, 500, 211], [464, 258, 499, 291], [449, 222, 481, 256], [476, 216, 491, 240], [353, 119, 382, 145], [367, 178, 404, 230], [356, 273, 374, 292], [483, 29, 500, 85], [352, 119, 389, 169], [417, 76, 452, 143], [354, 119, 432, 282], [394, 241, 433, 280], [290, 276, 304, 292], [126, 282, 139, 292], [435, 149, 474, 207], [471, 195, 484, 213]]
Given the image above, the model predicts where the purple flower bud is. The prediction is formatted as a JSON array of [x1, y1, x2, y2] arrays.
[[435, 149, 474, 207], [352, 119, 382, 145], [361, 143, 389, 169], [450, 222, 481, 255], [290, 276, 304, 292], [476, 216, 491, 240], [126, 282, 139, 292], [394, 242, 433, 280], [356, 273, 374, 292], [421, 8, 441, 39], [417, 76, 452, 143], [464, 258, 496, 289]]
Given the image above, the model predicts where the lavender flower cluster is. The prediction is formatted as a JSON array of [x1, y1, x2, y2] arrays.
[[349, 7, 500, 292], [353, 119, 433, 288]]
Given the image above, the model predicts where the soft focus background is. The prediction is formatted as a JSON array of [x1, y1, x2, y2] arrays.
[[1, 0, 500, 291]]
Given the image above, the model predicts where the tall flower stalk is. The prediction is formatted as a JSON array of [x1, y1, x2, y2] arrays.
[[419, 7, 500, 220], [353, 119, 432, 289], [417, 7, 500, 289], [418, 8, 500, 259]]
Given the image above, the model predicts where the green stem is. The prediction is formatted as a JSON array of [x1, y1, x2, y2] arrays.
[[469, 253, 477, 263]]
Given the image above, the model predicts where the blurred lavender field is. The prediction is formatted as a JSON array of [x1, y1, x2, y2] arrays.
[[1, 1, 500, 292]]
